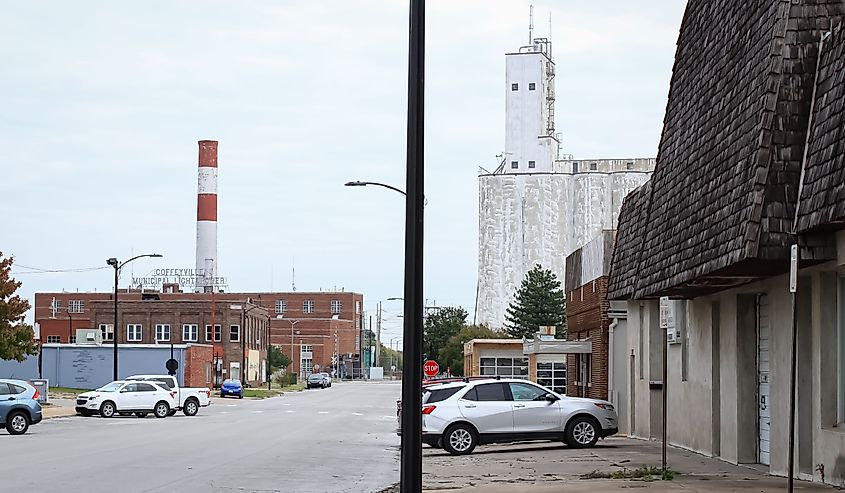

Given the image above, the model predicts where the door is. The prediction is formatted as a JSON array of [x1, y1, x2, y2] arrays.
[[117, 383, 139, 410], [508, 382, 562, 432], [457, 383, 513, 434], [134, 383, 160, 410], [757, 294, 771, 466]]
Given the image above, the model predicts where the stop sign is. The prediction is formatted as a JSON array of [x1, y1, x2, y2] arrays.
[[423, 360, 439, 378]]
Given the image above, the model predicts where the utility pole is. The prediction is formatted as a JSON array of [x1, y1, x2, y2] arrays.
[[376, 302, 382, 367]]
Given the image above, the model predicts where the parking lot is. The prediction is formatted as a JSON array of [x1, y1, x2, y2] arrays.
[[0, 381, 400, 493]]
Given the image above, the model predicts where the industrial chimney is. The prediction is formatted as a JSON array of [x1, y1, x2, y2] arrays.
[[196, 140, 218, 293]]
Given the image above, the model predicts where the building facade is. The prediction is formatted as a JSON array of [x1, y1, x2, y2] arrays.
[[476, 27, 654, 329], [609, 1, 845, 486]]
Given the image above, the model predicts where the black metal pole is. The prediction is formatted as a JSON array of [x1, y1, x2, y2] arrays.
[[662, 309, 668, 472], [113, 265, 119, 381], [400, 0, 424, 491], [267, 316, 272, 391]]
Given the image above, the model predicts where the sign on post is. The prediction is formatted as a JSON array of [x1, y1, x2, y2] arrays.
[[423, 360, 439, 378]]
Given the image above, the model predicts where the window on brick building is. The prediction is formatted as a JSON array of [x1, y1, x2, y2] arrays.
[[99, 323, 114, 341], [230, 324, 240, 342], [331, 300, 342, 314], [303, 300, 315, 314], [69, 335, 76, 344], [536, 361, 566, 395], [205, 324, 221, 342], [68, 300, 84, 313], [155, 324, 170, 342], [127, 324, 142, 342], [275, 299, 286, 314], [183, 324, 198, 342], [46, 335, 61, 343], [356, 301, 361, 314], [205, 363, 212, 384], [480, 357, 528, 379]]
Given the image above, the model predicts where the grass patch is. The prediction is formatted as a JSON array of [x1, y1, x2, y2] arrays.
[[243, 389, 283, 399], [581, 466, 676, 482], [49, 387, 88, 396]]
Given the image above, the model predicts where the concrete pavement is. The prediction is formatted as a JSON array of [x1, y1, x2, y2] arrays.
[[1, 380, 401, 493]]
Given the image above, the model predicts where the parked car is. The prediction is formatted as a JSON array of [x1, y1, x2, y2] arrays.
[[220, 379, 244, 399], [0, 379, 43, 435], [320, 373, 332, 387], [75, 380, 178, 418], [125, 374, 211, 416], [306, 373, 327, 389], [407, 378, 617, 455]]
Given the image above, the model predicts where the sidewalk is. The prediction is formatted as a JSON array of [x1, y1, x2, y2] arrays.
[[419, 437, 838, 492], [41, 398, 77, 419]]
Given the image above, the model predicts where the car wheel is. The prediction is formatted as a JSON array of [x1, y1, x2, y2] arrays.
[[100, 401, 116, 418], [135, 412, 148, 418], [6, 411, 29, 435], [154, 401, 170, 418], [442, 423, 477, 456], [565, 416, 600, 448], [183, 399, 199, 416]]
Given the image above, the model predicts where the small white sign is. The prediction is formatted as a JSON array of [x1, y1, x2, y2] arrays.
[[789, 244, 799, 293]]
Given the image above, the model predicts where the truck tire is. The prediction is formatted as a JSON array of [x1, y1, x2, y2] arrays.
[[100, 401, 116, 418], [183, 398, 199, 416]]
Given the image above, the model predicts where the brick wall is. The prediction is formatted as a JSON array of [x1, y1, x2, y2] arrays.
[[565, 276, 609, 400], [184, 344, 213, 388]]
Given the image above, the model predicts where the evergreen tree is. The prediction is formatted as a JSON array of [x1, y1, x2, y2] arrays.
[[504, 264, 566, 339], [0, 252, 38, 362]]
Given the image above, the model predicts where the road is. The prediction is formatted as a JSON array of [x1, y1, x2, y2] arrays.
[[1, 381, 401, 493]]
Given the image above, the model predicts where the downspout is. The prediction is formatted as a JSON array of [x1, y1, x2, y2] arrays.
[[608, 318, 618, 403]]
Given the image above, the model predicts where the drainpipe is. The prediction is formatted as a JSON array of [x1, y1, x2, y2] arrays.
[[608, 318, 618, 403]]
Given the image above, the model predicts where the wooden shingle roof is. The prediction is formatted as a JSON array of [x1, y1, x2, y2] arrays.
[[609, 0, 844, 300], [607, 183, 650, 300]]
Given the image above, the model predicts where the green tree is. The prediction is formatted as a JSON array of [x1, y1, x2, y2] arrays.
[[504, 264, 566, 339], [423, 306, 468, 362], [439, 324, 507, 376], [268, 345, 291, 373], [0, 253, 38, 362]]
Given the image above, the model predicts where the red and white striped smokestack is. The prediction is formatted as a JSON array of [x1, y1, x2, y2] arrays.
[[196, 140, 218, 293]]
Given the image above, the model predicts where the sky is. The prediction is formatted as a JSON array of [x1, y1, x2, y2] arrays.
[[1, 0, 687, 342]]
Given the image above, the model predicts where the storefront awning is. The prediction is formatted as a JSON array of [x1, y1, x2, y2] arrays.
[[523, 339, 592, 355]]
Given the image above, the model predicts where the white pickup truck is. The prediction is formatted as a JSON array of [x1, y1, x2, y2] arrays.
[[125, 375, 211, 416]]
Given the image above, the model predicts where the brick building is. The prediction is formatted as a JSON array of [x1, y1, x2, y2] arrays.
[[34, 289, 365, 381]]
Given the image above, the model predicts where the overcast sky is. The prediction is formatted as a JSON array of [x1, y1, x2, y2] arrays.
[[1, 1, 686, 340]]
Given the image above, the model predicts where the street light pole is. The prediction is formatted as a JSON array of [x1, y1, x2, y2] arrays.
[[107, 253, 163, 382]]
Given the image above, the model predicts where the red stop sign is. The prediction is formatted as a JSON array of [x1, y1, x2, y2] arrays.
[[423, 360, 439, 377]]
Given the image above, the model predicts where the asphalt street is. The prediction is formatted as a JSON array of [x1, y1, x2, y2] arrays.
[[0, 381, 401, 493]]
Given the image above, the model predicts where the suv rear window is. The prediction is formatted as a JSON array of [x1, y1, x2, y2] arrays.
[[424, 386, 464, 404]]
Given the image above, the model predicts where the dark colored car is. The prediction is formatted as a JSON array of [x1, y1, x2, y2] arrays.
[[220, 379, 244, 399], [306, 373, 327, 389], [0, 379, 43, 435]]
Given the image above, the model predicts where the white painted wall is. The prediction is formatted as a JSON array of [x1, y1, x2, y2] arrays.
[[505, 50, 554, 173]]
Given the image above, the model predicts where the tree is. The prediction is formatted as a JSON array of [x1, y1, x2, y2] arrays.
[[268, 345, 291, 373], [0, 253, 38, 362], [504, 264, 566, 339], [439, 325, 507, 376], [423, 306, 468, 362]]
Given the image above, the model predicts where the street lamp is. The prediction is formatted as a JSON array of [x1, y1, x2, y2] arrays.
[[107, 253, 163, 381], [345, 181, 428, 205], [231, 303, 261, 385], [280, 318, 301, 380]]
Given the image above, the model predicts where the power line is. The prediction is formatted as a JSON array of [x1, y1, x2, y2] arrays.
[[11, 264, 109, 275]]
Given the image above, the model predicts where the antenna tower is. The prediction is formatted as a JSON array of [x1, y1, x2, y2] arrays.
[[529, 2, 534, 45]]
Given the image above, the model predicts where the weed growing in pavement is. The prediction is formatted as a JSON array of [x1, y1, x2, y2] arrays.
[[580, 466, 676, 481]]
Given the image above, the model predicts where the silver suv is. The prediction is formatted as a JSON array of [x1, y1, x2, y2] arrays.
[[421, 378, 617, 455]]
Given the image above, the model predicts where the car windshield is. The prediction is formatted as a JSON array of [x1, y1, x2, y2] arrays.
[[308, 375, 322, 381], [96, 382, 123, 392], [223, 380, 239, 385]]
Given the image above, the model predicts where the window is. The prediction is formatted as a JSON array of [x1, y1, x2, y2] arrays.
[[46, 335, 61, 343], [626, 161, 634, 170], [10, 384, 26, 394], [302, 344, 313, 354], [205, 363, 212, 384], [100, 323, 114, 341], [356, 301, 361, 314], [424, 386, 465, 404], [205, 324, 222, 342], [528, 82, 536, 90], [230, 324, 240, 342], [0, 383, 10, 395], [183, 324, 198, 342], [68, 300, 84, 313], [355, 318, 360, 329], [511, 83, 518, 91], [155, 324, 170, 342], [468, 383, 508, 401], [511, 161, 518, 169], [528, 161, 536, 169], [136, 383, 157, 392], [572, 162, 579, 173], [121, 383, 138, 393], [50, 299, 62, 315], [479, 357, 528, 378], [69, 335, 76, 344], [537, 361, 567, 395], [303, 300, 315, 314], [590, 162, 597, 170], [127, 324, 142, 342], [275, 299, 286, 314], [331, 300, 342, 314], [509, 382, 548, 401], [355, 334, 360, 351]]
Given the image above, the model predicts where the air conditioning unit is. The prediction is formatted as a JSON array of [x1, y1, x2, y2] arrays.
[[666, 330, 681, 344], [76, 328, 102, 345]]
